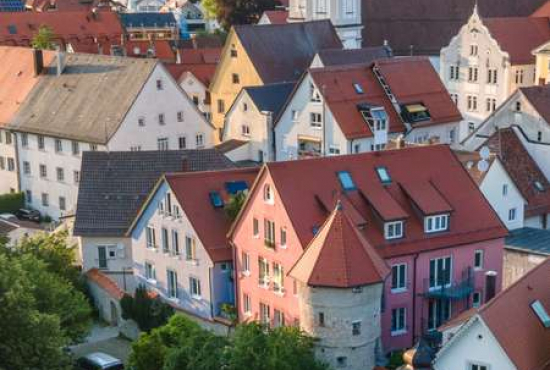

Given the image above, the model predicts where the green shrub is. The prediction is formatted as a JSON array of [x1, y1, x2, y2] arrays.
[[0, 192, 24, 214]]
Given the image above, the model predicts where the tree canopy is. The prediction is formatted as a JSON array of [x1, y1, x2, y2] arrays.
[[129, 315, 327, 370], [31, 26, 56, 50], [0, 233, 92, 370], [212, 0, 281, 30]]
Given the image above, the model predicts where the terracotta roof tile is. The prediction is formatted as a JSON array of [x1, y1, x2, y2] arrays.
[[483, 17, 550, 65], [86, 268, 124, 299], [289, 203, 390, 288], [164, 62, 217, 86], [263, 145, 506, 259], [375, 57, 463, 127], [166, 168, 259, 262], [484, 128, 550, 217], [532, 0, 550, 17], [262, 10, 289, 24], [0, 46, 55, 127], [479, 258, 550, 370]]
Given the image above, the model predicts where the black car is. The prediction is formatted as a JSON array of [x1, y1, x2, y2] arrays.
[[15, 208, 41, 222]]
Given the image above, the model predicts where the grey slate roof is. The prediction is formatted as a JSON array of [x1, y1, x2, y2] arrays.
[[316, 47, 392, 67], [74, 149, 235, 237], [505, 227, 550, 255], [9, 53, 157, 144], [119, 12, 177, 28], [234, 20, 343, 84], [244, 82, 295, 117]]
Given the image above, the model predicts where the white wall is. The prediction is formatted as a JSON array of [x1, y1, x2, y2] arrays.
[[275, 74, 372, 160], [406, 122, 461, 145], [434, 317, 517, 370], [440, 9, 536, 140], [131, 181, 216, 320], [0, 129, 19, 194], [80, 236, 133, 273], [223, 91, 272, 162], [109, 64, 215, 151], [480, 159, 525, 230], [179, 72, 211, 120]]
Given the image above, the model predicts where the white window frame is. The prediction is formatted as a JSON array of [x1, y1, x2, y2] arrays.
[[391, 307, 407, 335], [474, 249, 484, 270], [310, 112, 322, 128], [424, 214, 449, 233], [242, 252, 250, 275], [391, 263, 407, 293], [385, 221, 404, 240], [167, 269, 178, 299], [508, 208, 517, 222], [189, 276, 201, 299], [145, 261, 156, 282]]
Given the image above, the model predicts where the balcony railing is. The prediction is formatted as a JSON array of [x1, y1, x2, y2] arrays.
[[423, 267, 474, 300]]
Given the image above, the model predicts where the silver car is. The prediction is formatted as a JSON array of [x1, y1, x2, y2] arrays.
[[75, 352, 124, 370]]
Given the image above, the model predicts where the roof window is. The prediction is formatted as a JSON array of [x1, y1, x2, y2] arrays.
[[337, 171, 356, 191], [353, 83, 364, 94], [531, 300, 550, 328], [209, 191, 223, 208], [402, 103, 431, 123], [534, 181, 546, 192], [376, 167, 391, 184], [225, 181, 248, 195]]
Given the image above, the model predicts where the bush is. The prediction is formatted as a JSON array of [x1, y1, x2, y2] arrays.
[[121, 285, 174, 332], [0, 192, 24, 213]]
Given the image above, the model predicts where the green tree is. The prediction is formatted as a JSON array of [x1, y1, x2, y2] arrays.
[[215, 0, 281, 30], [31, 25, 55, 50], [224, 191, 247, 221], [0, 255, 73, 370], [202, 0, 218, 19], [121, 285, 174, 332]]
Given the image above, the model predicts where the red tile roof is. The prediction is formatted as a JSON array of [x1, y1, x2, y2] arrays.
[[262, 10, 289, 24], [179, 48, 221, 64], [308, 64, 406, 139], [483, 17, 550, 65], [0, 11, 124, 55], [479, 257, 550, 370], [289, 203, 390, 288], [483, 128, 550, 218], [86, 268, 125, 299], [166, 168, 259, 262], [164, 63, 217, 87], [532, 0, 550, 17], [0, 46, 55, 127], [125, 40, 176, 62], [520, 85, 550, 125], [255, 145, 506, 259], [375, 57, 463, 126]]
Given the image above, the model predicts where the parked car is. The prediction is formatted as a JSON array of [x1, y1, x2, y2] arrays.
[[15, 208, 40, 222], [74, 353, 124, 370]]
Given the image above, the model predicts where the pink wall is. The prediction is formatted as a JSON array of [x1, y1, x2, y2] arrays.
[[232, 170, 304, 325], [232, 170, 505, 352]]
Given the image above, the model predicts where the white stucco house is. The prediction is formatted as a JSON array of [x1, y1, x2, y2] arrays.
[[434, 258, 550, 370], [223, 82, 295, 163], [8, 52, 215, 220], [274, 57, 462, 161], [128, 167, 258, 322], [440, 6, 550, 137]]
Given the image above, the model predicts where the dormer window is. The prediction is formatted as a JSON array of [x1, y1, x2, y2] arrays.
[[385, 221, 404, 240], [358, 104, 388, 131], [425, 214, 449, 233]]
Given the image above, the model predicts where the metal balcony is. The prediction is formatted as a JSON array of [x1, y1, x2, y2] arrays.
[[423, 267, 474, 300]]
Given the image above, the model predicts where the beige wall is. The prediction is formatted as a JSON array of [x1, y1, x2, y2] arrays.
[[502, 248, 547, 288], [209, 30, 263, 134], [535, 48, 550, 85]]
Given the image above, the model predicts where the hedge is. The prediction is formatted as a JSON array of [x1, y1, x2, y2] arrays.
[[0, 192, 24, 214]]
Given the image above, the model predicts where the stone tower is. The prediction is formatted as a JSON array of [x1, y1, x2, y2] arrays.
[[289, 203, 390, 370], [287, 0, 363, 49]]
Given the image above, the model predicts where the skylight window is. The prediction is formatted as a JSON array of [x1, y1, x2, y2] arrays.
[[353, 83, 364, 94], [531, 300, 550, 328], [209, 191, 223, 208], [225, 181, 248, 195], [534, 181, 546, 192], [376, 166, 391, 184], [337, 171, 356, 191]]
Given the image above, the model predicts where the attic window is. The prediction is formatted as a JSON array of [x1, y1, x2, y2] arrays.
[[534, 181, 545, 192], [402, 103, 431, 123], [225, 181, 248, 195], [7, 25, 17, 34], [358, 104, 388, 131], [209, 191, 223, 208], [353, 83, 364, 94], [531, 300, 550, 328], [337, 171, 356, 191], [376, 167, 391, 184]]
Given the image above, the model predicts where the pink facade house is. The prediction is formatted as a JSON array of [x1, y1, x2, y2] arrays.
[[229, 145, 507, 354]]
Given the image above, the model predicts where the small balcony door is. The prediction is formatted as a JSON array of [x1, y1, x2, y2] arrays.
[[98, 246, 108, 270]]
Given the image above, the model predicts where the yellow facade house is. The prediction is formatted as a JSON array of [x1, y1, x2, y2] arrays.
[[534, 40, 550, 86], [209, 20, 342, 139]]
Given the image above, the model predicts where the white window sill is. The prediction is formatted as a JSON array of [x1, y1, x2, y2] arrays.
[[186, 259, 199, 266], [274, 290, 285, 297], [279, 244, 287, 250], [474, 267, 483, 272], [391, 329, 407, 337], [146, 278, 158, 286], [168, 297, 180, 304], [244, 311, 252, 317], [258, 283, 270, 290], [310, 125, 322, 130], [147, 246, 158, 252], [242, 270, 251, 277], [391, 288, 407, 294]]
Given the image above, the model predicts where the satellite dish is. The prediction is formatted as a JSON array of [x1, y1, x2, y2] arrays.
[[477, 159, 489, 173], [480, 146, 490, 160]]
